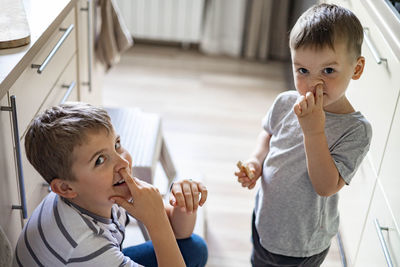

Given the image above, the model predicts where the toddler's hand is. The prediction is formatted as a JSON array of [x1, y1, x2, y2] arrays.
[[169, 179, 208, 213], [293, 85, 325, 136], [235, 159, 261, 189], [110, 169, 165, 226]]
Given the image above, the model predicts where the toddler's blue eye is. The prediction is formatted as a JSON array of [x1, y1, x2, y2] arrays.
[[298, 68, 308, 74], [324, 68, 334, 74], [95, 156, 105, 166]]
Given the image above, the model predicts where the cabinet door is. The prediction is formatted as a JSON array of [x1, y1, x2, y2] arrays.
[[0, 94, 23, 249], [379, 101, 400, 229], [338, 157, 377, 265], [355, 182, 400, 267], [346, 0, 400, 175]]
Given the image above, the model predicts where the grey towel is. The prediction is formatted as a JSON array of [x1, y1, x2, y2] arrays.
[[0, 226, 12, 267], [96, 0, 133, 71]]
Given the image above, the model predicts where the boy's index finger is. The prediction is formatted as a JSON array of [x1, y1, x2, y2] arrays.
[[315, 85, 324, 107], [119, 168, 139, 191]]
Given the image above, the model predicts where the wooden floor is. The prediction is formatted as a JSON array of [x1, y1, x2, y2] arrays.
[[101, 44, 342, 267]]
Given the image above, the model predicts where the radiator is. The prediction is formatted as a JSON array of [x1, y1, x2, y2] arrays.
[[115, 0, 205, 43]]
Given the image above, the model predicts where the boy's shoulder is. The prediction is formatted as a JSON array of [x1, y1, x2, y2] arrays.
[[14, 192, 131, 266]]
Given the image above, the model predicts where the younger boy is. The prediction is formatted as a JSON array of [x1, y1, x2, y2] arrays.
[[13, 103, 208, 267], [235, 4, 372, 266]]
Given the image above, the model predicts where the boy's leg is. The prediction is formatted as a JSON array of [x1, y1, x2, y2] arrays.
[[251, 212, 330, 267], [123, 234, 208, 267]]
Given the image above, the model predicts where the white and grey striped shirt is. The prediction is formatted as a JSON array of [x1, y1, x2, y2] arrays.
[[13, 192, 138, 266]]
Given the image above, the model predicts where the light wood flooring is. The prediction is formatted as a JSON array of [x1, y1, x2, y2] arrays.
[[101, 44, 342, 267]]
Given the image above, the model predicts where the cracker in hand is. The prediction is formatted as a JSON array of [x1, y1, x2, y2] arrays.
[[237, 161, 255, 179]]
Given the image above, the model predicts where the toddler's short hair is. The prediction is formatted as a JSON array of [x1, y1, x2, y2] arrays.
[[25, 102, 113, 184], [289, 3, 363, 59]]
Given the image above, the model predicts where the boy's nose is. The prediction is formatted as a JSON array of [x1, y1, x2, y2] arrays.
[[114, 153, 129, 172], [309, 77, 324, 93]]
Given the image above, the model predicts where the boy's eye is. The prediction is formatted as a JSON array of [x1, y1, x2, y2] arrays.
[[324, 68, 334, 74], [115, 140, 121, 150], [95, 156, 105, 166], [298, 68, 308, 74]]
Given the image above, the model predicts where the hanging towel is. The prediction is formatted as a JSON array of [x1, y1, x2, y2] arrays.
[[0, 226, 12, 267], [95, 0, 133, 71]]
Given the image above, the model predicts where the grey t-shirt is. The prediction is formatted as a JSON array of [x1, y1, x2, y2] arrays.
[[254, 91, 372, 257]]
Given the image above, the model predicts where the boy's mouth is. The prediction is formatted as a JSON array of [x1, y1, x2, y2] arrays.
[[113, 178, 126, 186]]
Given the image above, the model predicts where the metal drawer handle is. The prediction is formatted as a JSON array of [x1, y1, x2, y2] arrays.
[[31, 24, 74, 74], [60, 81, 76, 104], [364, 28, 387, 65], [374, 218, 394, 267], [81, 0, 93, 92], [0, 95, 28, 219]]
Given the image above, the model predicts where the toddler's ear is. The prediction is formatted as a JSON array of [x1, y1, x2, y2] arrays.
[[352, 56, 365, 80], [50, 178, 77, 199]]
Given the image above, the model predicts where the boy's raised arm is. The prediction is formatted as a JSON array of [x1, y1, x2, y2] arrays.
[[111, 170, 185, 267], [294, 86, 346, 196]]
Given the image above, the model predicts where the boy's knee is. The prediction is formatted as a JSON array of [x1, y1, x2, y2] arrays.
[[178, 234, 208, 267]]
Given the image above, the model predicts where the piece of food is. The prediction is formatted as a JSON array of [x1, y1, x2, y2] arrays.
[[237, 161, 255, 179]]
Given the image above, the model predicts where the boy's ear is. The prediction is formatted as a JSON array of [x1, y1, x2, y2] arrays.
[[50, 178, 78, 199], [352, 56, 365, 80]]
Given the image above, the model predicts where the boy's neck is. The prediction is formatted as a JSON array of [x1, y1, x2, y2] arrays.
[[324, 96, 355, 114]]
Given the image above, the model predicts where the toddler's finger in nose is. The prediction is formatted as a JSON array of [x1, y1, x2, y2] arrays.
[[315, 85, 324, 106]]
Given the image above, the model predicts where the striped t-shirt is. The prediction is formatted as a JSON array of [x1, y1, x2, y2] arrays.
[[13, 192, 139, 266]]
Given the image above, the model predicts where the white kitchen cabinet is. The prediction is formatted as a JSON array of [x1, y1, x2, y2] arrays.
[[354, 181, 400, 267], [338, 157, 377, 266], [346, 0, 400, 175], [0, 0, 94, 248], [378, 97, 400, 233], [0, 94, 23, 250], [8, 9, 76, 138]]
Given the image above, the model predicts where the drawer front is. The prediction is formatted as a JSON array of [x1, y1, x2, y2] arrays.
[[9, 8, 76, 138], [21, 55, 78, 219], [347, 0, 400, 174], [379, 104, 400, 229], [339, 157, 377, 265], [40, 54, 78, 112], [355, 182, 400, 267]]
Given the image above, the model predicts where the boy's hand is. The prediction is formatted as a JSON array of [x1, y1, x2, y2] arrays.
[[110, 169, 165, 226], [293, 85, 325, 136], [235, 159, 262, 189], [169, 179, 207, 213]]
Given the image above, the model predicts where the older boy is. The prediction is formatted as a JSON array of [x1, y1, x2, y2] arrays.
[[235, 4, 372, 266], [13, 103, 208, 267]]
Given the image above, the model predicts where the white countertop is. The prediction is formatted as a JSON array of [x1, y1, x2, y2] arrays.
[[0, 0, 76, 99]]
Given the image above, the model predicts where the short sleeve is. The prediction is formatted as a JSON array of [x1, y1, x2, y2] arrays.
[[262, 91, 298, 135], [331, 121, 372, 185]]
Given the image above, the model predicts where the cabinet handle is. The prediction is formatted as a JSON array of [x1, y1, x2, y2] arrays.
[[364, 28, 387, 65], [81, 0, 93, 92], [0, 95, 28, 219], [60, 81, 76, 104], [374, 218, 394, 267], [31, 24, 74, 74]]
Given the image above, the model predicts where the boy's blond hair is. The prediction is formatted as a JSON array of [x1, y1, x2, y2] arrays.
[[289, 3, 363, 60], [25, 103, 113, 183]]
